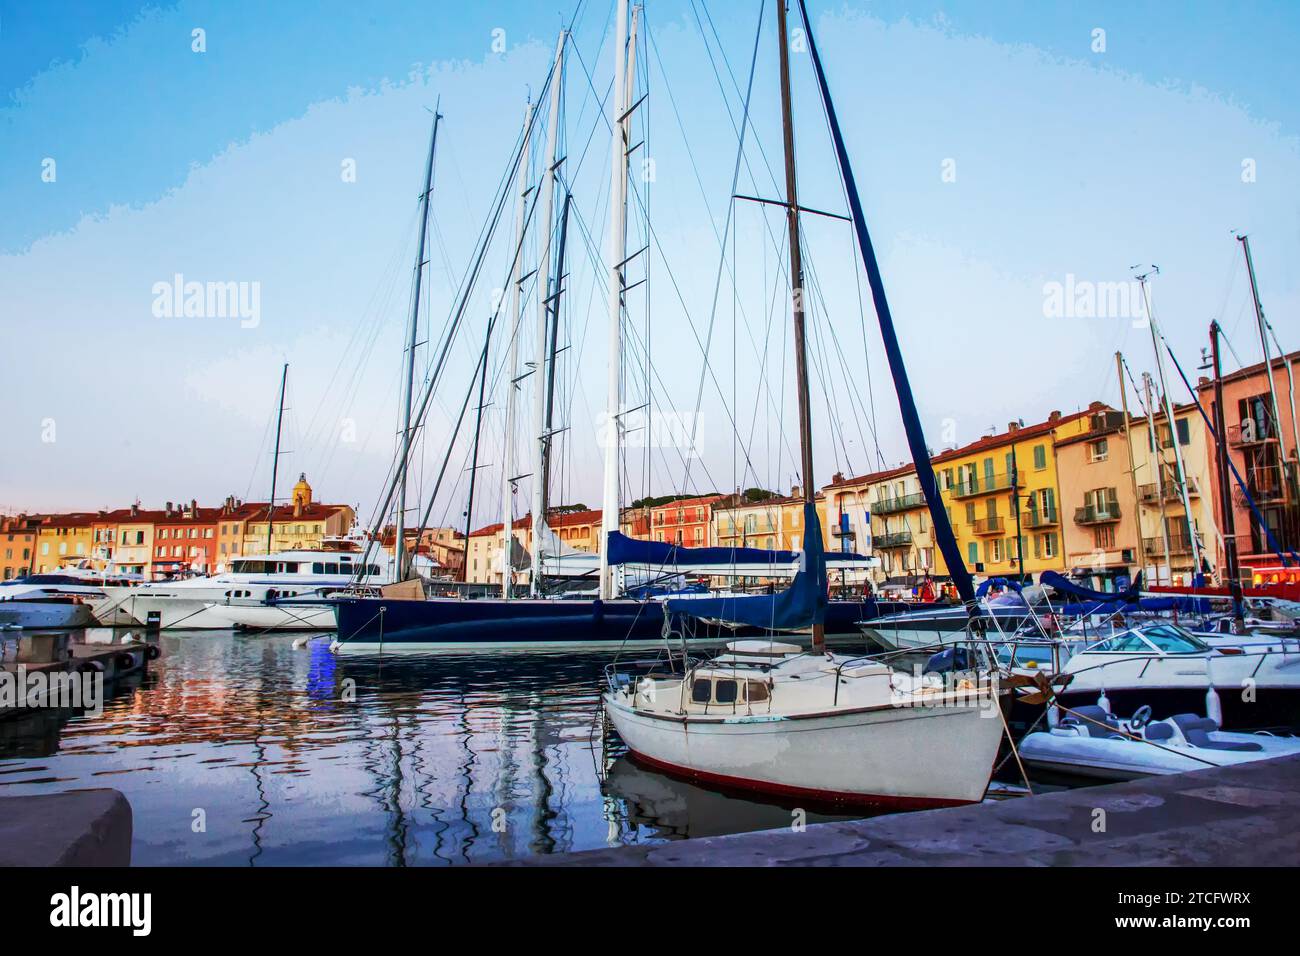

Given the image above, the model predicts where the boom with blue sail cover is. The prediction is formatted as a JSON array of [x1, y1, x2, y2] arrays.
[[663, 501, 829, 631]]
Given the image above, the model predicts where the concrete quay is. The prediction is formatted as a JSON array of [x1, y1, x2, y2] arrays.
[[0, 789, 132, 866], [523, 756, 1300, 866]]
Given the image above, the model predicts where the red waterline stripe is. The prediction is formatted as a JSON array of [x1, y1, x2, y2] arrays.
[[625, 749, 977, 811]]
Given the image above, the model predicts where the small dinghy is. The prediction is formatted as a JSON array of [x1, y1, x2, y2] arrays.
[[1018, 704, 1300, 781]]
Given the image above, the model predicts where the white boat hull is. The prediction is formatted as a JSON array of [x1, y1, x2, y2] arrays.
[[604, 694, 1004, 808], [203, 602, 336, 632], [0, 601, 96, 629], [1019, 730, 1300, 781]]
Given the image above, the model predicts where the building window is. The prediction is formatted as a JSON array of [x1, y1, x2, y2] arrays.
[[1095, 526, 1115, 549], [1033, 445, 1046, 470], [1088, 439, 1108, 462], [967, 542, 978, 564]]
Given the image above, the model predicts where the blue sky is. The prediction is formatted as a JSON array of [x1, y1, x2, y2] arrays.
[[2, 1, 1297, 527]]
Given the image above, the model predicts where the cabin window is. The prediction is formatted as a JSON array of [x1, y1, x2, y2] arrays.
[[715, 680, 738, 704], [691, 679, 711, 704], [746, 681, 769, 703]]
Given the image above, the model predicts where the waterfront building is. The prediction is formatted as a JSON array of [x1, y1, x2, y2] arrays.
[[619, 505, 652, 540], [824, 465, 944, 589], [1055, 407, 1141, 589], [1126, 400, 1217, 587], [932, 407, 1105, 582], [151, 500, 221, 576], [1, 514, 40, 580], [467, 515, 531, 585], [225, 476, 355, 561], [1196, 350, 1300, 584], [466, 509, 605, 586], [113, 503, 159, 577], [31, 512, 96, 573], [649, 494, 725, 547]]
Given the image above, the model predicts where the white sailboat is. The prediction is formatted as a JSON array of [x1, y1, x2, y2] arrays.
[[604, 0, 1006, 808]]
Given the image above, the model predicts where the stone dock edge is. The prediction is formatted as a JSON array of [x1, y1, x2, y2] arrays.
[[510, 755, 1300, 866]]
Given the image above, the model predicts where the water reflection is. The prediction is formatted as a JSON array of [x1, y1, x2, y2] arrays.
[[3, 631, 892, 865]]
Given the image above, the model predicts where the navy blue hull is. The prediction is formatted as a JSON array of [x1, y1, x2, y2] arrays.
[[332, 596, 929, 648]]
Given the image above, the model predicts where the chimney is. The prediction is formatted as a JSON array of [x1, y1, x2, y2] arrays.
[[293, 498, 304, 518], [1087, 400, 1105, 411], [1048, 410, 1062, 423], [190, 498, 197, 515], [832, 472, 844, 484], [165, 501, 174, 517], [791, 484, 801, 498], [1007, 421, 1019, 434], [130, 503, 139, 518]]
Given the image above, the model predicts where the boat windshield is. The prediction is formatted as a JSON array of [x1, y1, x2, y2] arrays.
[[1087, 624, 1208, 654], [1138, 623, 1209, 653]]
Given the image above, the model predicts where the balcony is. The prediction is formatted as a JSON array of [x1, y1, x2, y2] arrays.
[[1022, 507, 1058, 529], [872, 492, 926, 515], [1074, 503, 1121, 525], [1143, 533, 1194, 557], [1138, 476, 1200, 504], [831, 524, 857, 539], [971, 516, 1004, 535], [950, 472, 1020, 499], [1228, 422, 1280, 448], [874, 532, 912, 549]]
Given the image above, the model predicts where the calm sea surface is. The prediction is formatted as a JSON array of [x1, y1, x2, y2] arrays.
[[0, 631, 892, 865]]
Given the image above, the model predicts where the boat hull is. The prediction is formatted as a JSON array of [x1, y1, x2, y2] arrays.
[[332, 596, 912, 650], [204, 602, 338, 632], [604, 695, 1004, 808], [1019, 729, 1300, 781], [0, 601, 96, 629]]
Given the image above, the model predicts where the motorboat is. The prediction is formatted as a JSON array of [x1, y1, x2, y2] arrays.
[[1019, 704, 1300, 780], [0, 581, 99, 629], [1054, 622, 1300, 732], [603, 639, 1005, 809]]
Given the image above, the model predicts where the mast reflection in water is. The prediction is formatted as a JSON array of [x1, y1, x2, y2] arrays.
[[0, 633, 869, 865]]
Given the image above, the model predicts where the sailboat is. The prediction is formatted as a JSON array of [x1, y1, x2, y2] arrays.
[[602, 0, 1005, 807], [327, 9, 899, 652]]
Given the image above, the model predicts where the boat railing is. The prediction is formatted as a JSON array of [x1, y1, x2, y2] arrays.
[[603, 655, 699, 694]]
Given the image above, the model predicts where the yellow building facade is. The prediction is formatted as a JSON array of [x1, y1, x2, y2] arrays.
[[931, 407, 1108, 580]]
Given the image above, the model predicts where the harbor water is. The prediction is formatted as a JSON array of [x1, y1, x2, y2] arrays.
[[1, 630, 890, 865]]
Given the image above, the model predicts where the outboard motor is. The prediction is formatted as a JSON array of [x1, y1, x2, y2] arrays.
[[924, 646, 973, 674]]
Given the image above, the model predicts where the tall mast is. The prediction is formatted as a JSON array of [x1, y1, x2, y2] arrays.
[[598, 0, 632, 602], [776, 0, 823, 652], [529, 31, 567, 598], [1211, 321, 1246, 628], [543, 193, 573, 499], [1239, 234, 1299, 479], [1142, 372, 1173, 585], [396, 107, 442, 580], [1115, 352, 1144, 572], [462, 325, 493, 583], [501, 101, 534, 599], [1139, 271, 1203, 578], [266, 363, 289, 554]]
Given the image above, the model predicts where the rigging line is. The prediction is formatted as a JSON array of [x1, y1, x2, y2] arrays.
[[677, 0, 766, 495], [356, 76, 553, 568]]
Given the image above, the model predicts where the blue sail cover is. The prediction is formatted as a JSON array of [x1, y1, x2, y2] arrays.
[[664, 502, 828, 630], [1041, 570, 1143, 603], [606, 530, 869, 567]]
